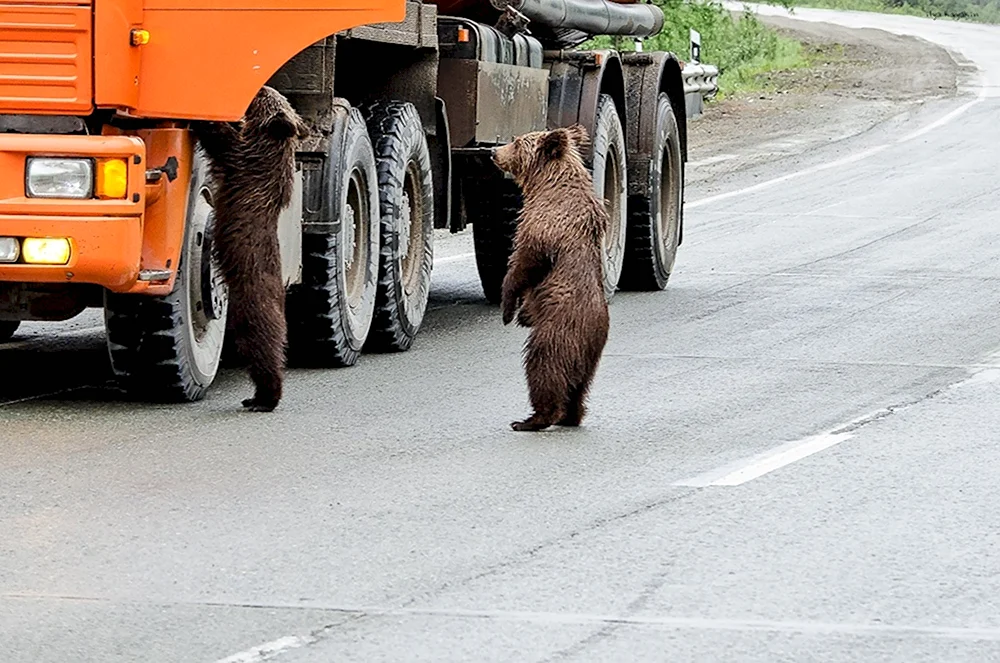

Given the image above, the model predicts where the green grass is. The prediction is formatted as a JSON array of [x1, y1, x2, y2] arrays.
[[768, 0, 1000, 23], [582, 0, 808, 98]]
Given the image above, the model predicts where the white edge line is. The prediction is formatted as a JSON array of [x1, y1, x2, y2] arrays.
[[685, 144, 890, 210], [211, 606, 1000, 655], [675, 432, 855, 487], [897, 91, 987, 143], [434, 252, 475, 265], [686, 84, 986, 211], [213, 635, 311, 663]]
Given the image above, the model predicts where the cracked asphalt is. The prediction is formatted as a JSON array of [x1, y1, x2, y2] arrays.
[[3, 7, 1000, 662]]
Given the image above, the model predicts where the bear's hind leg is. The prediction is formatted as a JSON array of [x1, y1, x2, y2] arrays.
[[225, 268, 287, 412], [512, 339, 568, 432], [558, 365, 596, 427]]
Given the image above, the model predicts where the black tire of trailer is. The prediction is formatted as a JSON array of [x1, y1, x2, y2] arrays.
[[286, 105, 380, 367], [591, 93, 629, 301], [0, 320, 19, 342], [468, 166, 522, 305], [361, 101, 435, 352], [104, 148, 229, 402], [620, 93, 682, 291]]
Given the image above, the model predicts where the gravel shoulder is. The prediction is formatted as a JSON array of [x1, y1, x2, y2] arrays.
[[686, 14, 968, 184]]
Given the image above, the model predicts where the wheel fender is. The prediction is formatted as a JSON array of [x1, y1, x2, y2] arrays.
[[546, 51, 626, 166], [302, 97, 354, 236], [622, 51, 687, 245]]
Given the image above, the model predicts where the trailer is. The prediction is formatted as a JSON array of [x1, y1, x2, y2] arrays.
[[0, 0, 687, 401]]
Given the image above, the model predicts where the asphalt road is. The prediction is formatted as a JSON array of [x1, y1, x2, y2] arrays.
[[3, 8, 1000, 662]]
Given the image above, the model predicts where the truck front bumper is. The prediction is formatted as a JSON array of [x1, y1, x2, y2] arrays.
[[0, 133, 151, 293]]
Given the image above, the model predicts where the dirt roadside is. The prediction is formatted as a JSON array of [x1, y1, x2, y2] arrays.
[[686, 14, 969, 184]]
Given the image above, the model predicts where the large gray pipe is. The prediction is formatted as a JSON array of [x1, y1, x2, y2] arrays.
[[491, 0, 664, 38]]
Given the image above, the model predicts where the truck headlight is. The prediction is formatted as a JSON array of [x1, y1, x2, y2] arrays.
[[22, 238, 71, 265], [0, 237, 19, 263], [25, 158, 94, 199]]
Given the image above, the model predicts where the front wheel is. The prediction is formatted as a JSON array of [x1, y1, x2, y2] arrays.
[[591, 94, 628, 301], [0, 321, 19, 342], [104, 148, 229, 402], [620, 93, 682, 291]]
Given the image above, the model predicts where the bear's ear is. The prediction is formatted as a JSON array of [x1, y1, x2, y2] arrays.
[[565, 124, 590, 149], [265, 111, 309, 142], [539, 129, 570, 162]]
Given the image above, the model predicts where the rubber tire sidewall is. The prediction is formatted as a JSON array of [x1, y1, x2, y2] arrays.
[[0, 320, 19, 342], [363, 101, 435, 352], [103, 147, 228, 402], [178, 148, 229, 387], [591, 94, 628, 302], [621, 92, 683, 291], [334, 110, 380, 357]]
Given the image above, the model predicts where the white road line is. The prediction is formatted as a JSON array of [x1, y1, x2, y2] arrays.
[[674, 432, 855, 487], [213, 606, 1000, 659], [897, 90, 987, 142], [213, 636, 311, 663], [677, 360, 1000, 488], [685, 144, 891, 210], [434, 252, 474, 265], [685, 86, 987, 210]]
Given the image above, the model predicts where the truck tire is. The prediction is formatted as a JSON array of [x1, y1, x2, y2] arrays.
[[591, 94, 629, 301], [104, 148, 229, 402], [286, 106, 380, 367], [362, 101, 434, 352], [0, 321, 19, 342], [620, 93, 682, 291], [468, 168, 521, 305]]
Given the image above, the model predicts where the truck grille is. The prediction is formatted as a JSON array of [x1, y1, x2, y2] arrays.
[[0, 3, 93, 115]]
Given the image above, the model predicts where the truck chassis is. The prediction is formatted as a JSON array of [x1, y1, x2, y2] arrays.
[[0, 0, 688, 403]]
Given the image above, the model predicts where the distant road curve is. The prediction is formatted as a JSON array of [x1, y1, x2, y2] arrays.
[[723, 2, 1000, 96]]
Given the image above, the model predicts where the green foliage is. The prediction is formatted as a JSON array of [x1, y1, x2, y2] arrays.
[[772, 0, 1000, 22], [582, 1, 807, 97]]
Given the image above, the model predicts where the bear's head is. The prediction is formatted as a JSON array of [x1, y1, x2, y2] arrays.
[[492, 125, 589, 188], [244, 86, 311, 144]]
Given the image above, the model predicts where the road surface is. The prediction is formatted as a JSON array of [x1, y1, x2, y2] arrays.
[[3, 7, 1000, 662]]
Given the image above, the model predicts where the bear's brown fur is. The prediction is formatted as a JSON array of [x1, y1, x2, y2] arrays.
[[192, 86, 309, 412], [492, 125, 610, 431]]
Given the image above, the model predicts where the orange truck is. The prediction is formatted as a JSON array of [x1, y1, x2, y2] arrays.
[[0, 0, 688, 402]]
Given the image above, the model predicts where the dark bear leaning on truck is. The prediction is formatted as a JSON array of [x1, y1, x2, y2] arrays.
[[492, 125, 611, 431], [192, 86, 310, 412]]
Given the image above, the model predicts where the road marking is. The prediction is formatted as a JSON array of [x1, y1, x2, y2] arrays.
[[676, 359, 1000, 487], [434, 252, 474, 265], [212, 606, 1000, 661], [897, 89, 987, 142], [686, 87, 987, 211], [674, 432, 855, 487], [685, 144, 891, 210], [213, 636, 311, 663]]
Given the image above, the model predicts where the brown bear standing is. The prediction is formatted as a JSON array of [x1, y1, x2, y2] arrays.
[[492, 125, 610, 431], [192, 86, 309, 411]]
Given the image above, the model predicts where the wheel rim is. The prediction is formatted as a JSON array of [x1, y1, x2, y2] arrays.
[[399, 162, 426, 298], [603, 147, 624, 257], [184, 171, 228, 380], [656, 137, 679, 268], [344, 168, 370, 311]]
